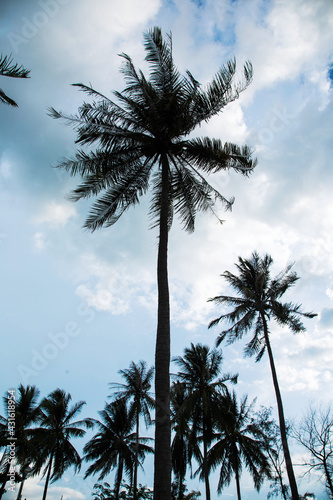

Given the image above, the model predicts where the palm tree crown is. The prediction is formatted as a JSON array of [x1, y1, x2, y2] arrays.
[[173, 343, 237, 500], [50, 27, 256, 500], [32, 389, 93, 500], [207, 389, 271, 500], [0, 54, 30, 107], [109, 361, 154, 500], [208, 251, 317, 500], [84, 399, 153, 500]]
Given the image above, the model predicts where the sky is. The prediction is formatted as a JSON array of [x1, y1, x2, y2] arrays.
[[1, 0, 333, 498]]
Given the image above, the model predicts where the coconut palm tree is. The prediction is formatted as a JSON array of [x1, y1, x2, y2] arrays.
[[208, 251, 317, 500], [84, 399, 153, 500], [0, 54, 30, 107], [170, 381, 199, 500], [109, 361, 154, 500], [207, 389, 271, 500], [49, 27, 256, 500], [31, 389, 93, 500], [0, 385, 41, 500], [173, 343, 237, 500]]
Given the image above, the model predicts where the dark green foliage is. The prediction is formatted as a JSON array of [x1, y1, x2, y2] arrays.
[[84, 399, 153, 500], [0, 54, 30, 107], [207, 390, 271, 499], [31, 389, 93, 500]]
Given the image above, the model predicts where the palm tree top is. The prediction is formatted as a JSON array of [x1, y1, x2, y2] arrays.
[[0, 54, 30, 107], [49, 26, 257, 233], [208, 251, 317, 359]]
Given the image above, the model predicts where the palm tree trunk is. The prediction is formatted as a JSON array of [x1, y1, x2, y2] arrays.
[[261, 315, 299, 500], [235, 467, 242, 500], [202, 422, 211, 500], [154, 154, 171, 500], [42, 454, 53, 500], [16, 474, 26, 500], [134, 406, 139, 500], [115, 456, 123, 500]]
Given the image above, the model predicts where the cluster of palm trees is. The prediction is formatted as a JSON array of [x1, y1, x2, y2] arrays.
[[2, 26, 318, 500]]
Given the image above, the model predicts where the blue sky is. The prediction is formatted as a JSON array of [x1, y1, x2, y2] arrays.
[[1, 0, 333, 499]]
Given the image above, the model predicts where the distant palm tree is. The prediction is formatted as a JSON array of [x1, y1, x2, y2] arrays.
[[170, 381, 198, 500], [84, 399, 153, 500], [208, 251, 317, 500], [0, 54, 30, 107], [32, 389, 93, 500], [0, 385, 40, 500], [49, 26, 256, 500], [207, 389, 271, 500], [110, 361, 154, 500], [173, 343, 237, 500]]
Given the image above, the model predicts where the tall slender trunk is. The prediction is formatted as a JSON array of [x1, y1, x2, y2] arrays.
[[134, 405, 139, 500], [41, 454, 53, 500], [261, 314, 299, 500], [16, 473, 26, 500], [235, 467, 242, 500], [154, 154, 171, 500], [115, 456, 123, 500], [202, 420, 211, 500]]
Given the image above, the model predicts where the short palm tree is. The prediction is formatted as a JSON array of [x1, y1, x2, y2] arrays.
[[109, 361, 154, 500], [208, 251, 317, 500], [32, 389, 93, 500], [173, 343, 237, 500], [49, 27, 256, 500], [207, 389, 271, 500], [0, 385, 41, 500], [84, 399, 153, 500], [170, 381, 199, 500], [0, 54, 30, 107]]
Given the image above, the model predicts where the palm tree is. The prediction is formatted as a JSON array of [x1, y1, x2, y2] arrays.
[[32, 388, 93, 500], [84, 399, 153, 500], [208, 251, 317, 500], [49, 27, 256, 500], [0, 54, 30, 107], [170, 381, 198, 500], [207, 389, 271, 500], [109, 361, 154, 500], [173, 343, 237, 500], [0, 385, 41, 500]]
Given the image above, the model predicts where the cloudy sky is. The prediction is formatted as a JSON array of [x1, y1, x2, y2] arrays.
[[1, 0, 333, 498]]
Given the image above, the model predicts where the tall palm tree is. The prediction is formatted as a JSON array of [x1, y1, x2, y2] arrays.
[[0, 385, 41, 500], [49, 27, 256, 500], [208, 251, 317, 500], [173, 343, 237, 500], [0, 54, 30, 107], [109, 361, 154, 500], [207, 389, 271, 500], [32, 389, 93, 500], [84, 399, 153, 500]]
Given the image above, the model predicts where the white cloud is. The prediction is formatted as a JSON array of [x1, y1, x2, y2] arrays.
[[0, 153, 13, 178], [33, 231, 48, 251], [33, 201, 77, 227]]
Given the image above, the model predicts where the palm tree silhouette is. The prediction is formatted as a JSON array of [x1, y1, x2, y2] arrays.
[[84, 399, 153, 500], [208, 251, 317, 500], [0, 385, 40, 500], [32, 389, 93, 500], [173, 343, 237, 500], [170, 381, 198, 500], [109, 361, 154, 500], [207, 389, 271, 500], [49, 27, 256, 499], [0, 55, 30, 107]]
